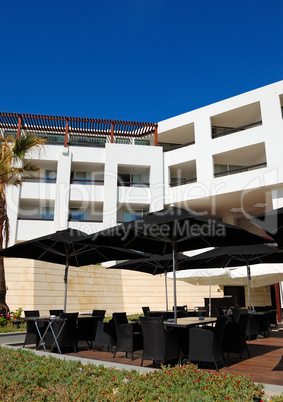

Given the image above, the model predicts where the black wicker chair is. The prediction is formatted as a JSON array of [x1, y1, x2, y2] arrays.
[[93, 319, 116, 352], [142, 307, 150, 317], [189, 325, 225, 371], [215, 306, 225, 317], [45, 312, 79, 353], [23, 310, 41, 348], [112, 312, 143, 360], [77, 315, 104, 349], [139, 316, 180, 367], [92, 310, 106, 318], [223, 313, 251, 360], [49, 309, 64, 316]]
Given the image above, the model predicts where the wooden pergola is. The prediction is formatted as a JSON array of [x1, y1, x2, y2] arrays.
[[0, 112, 158, 146]]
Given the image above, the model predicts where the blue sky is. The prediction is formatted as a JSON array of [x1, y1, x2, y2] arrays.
[[1, 1, 283, 123]]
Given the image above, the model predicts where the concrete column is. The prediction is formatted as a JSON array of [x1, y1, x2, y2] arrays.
[[194, 116, 214, 182], [53, 147, 72, 231], [6, 185, 20, 246], [103, 145, 118, 228]]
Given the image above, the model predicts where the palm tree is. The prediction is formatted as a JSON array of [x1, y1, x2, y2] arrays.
[[0, 133, 46, 315]]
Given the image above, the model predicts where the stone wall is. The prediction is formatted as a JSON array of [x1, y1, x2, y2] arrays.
[[4, 258, 271, 316]]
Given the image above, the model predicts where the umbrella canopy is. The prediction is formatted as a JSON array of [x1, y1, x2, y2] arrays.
[[250, 207, 283, 248], [0, 228, 144, 312], [80, 206, 270, 322], [168, 268, 232, 317], [108, 253, 192, 311], [169, 268, 232, 286], [170, 264, 283, 288], [88, 206, 271, 254], [229, 264, 283, 288], [184, 244, 281, 311]]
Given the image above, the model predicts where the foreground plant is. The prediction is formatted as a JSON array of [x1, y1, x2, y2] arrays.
[[0, 346, 278, 401]]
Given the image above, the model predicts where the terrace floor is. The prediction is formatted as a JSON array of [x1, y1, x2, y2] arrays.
[[66, 326, 283, 387]]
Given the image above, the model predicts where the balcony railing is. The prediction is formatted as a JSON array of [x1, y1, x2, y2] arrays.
[[18, 217, 54, 221], [163, 141, 195, 152], [68, 218, 103, 222], [212, 120, 262, 139], [214, 162, 267, 178], [70, 178, 104, 185], [169, 177, 197, 187], [117, 181, 150, 187], [22, 176, 56, 183]]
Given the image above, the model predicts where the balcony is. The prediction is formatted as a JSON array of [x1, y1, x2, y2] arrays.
[[214, 162, 267, 178], [169, 160, 197, 187], [213, 143, 267, 178], [211, 102, 262, 139], [158, 122, 195, 152]]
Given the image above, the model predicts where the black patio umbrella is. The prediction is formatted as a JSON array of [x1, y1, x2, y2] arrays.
[[0, 228, 145, 312], [183, 244, 282, 311], [250, 207, 283, 248], [79, 206, 271, 322], [108, 253, 192, 311]]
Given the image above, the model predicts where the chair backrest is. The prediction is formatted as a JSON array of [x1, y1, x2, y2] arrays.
[[215, 306, 225, 317], [233, 308, 248, 323], [24, 310, 40, 317], [112, 312, 128, 326], [59, 312, 79, 319], [172, 305, 187, 311], [214, 315, 229, 345], [139, 316, 166, 360], [92, 309, 106, 318], [49, 309, 64, 316], [142, 307, 150, 316]]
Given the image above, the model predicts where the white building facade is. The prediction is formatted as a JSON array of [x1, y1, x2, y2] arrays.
[[2, 81, 283, 315]]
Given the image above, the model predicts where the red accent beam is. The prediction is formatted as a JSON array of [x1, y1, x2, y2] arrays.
[[16, 116, 22, 138], [64, 119, 69, 147], [110, 123, 114, 143], [155, 126, 158, 146], [275, 283, 282, 323]]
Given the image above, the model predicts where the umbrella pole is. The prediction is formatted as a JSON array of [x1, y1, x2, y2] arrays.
[[247, 264, 252, 312], [172, 242, 178, 324], [63, 260, 69, 313], [209, 278, 212, 318], [164, 270, 168, 311]]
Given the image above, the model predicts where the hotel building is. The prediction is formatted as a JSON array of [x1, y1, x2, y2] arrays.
[[1, 80, 283, 316]]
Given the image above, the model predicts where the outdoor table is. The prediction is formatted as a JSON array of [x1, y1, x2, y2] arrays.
[[164, 316, 217, 328], [23, 316, 67, 354], [164, 317, 217, 357], [77, 315, 102, 348]]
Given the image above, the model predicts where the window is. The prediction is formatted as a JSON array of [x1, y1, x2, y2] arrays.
[[135, 140, 150, 146], [116, 138, 130, 144], [45, 170, 57, 183], [69, 208, 87, 221], [72, 171, 92, 185], [41, 207, 54, 220], [158, 142, 181, 151], [124, 210, 143, 222], [211, 126, 233, 137], [118, 174, 141, 187], [171, 177, 187, 186], [214, 164, 246, 176]]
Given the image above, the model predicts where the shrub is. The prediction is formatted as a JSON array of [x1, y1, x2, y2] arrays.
[[0, 346, 278, 401]]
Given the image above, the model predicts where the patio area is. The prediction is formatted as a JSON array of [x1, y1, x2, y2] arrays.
[[63, 324, 283, 387]]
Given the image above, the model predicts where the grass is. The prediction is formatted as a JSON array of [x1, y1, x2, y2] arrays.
[[0, 346, 274, 401]]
